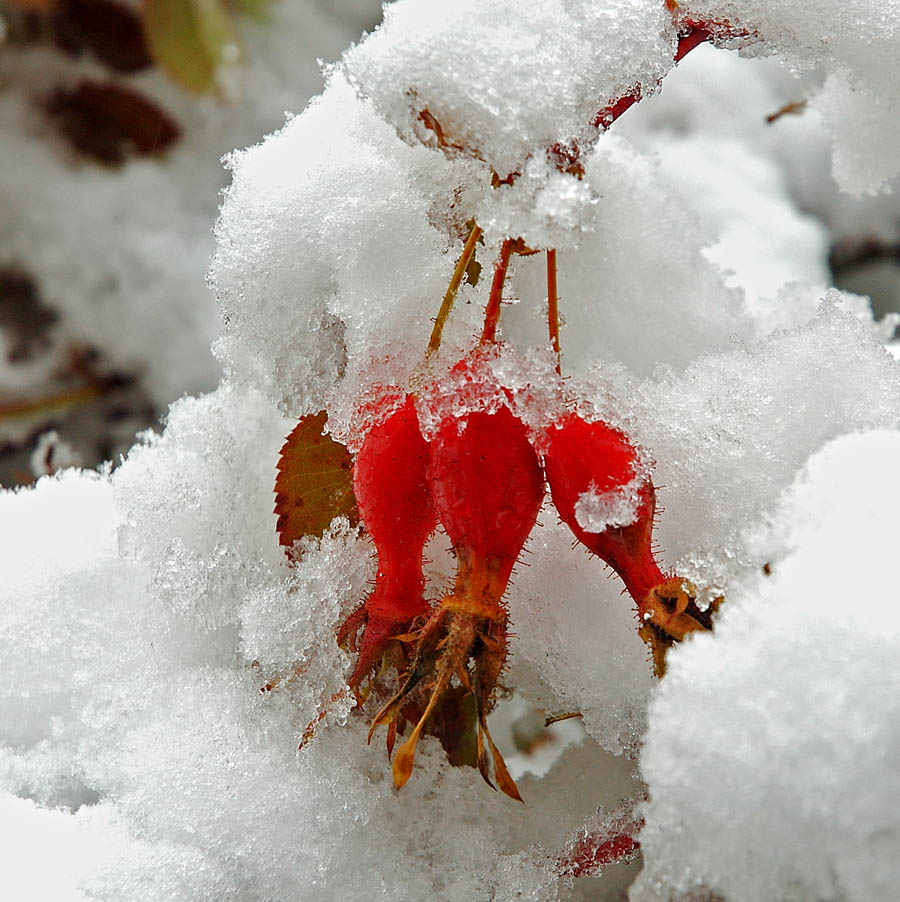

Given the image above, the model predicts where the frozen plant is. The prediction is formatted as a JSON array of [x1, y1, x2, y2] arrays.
[[2, 1, 900, 900]]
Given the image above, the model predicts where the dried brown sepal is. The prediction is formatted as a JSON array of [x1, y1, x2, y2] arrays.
[[369, 605, 522, 801], [298, 687, 349, 750], [548, 141, 585, 179], [639, 578, 723, 678], [274, 411, 358, 557], [44, 79, 180, 165], [418, 107, 476, 158]]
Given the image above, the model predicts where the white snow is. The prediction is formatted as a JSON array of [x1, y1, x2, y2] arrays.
[[635, 431, 900, 901], [574, 482, 643, 532], [3, 1, 900, 899]]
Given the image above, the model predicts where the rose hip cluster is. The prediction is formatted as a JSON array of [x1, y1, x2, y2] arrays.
[[339, 347, 713, 800]]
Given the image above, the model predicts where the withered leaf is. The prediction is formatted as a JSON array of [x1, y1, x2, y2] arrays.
[[423, 685, 478, 768], [274, 411, 358, 556], [6, 0, 56, 11], [0, 268, 58, 363], [141, 0, 237, 94], [464, 256, 481, 287], [44, 79, 180, 165], [53, 0, 153, 73]]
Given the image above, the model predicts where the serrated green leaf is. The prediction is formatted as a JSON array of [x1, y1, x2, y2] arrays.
[[141, 0, 238, 94]]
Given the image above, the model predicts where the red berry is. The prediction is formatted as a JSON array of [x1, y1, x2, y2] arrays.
[[543, 413, 713, 675], [337, 394, 435, 693], [544, 413, 661, 601], [370, 359, 544, 799], [428, 405, 544, 616]]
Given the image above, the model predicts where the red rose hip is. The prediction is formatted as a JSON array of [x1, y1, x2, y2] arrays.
[[338, 394, 436, 694], [544, 413, 714, 676]]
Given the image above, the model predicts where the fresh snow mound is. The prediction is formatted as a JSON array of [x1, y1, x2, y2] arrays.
[[635, 430, 900, 902]]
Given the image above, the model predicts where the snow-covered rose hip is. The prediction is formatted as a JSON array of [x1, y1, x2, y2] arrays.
[[543, 412, 715, 676]]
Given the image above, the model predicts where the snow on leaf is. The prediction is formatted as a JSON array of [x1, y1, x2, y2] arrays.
[[274, 411, 358, 555]]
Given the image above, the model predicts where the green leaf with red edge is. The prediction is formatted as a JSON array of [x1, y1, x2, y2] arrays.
[[274, 411, 358, 556], [141, 0, 237, 94]]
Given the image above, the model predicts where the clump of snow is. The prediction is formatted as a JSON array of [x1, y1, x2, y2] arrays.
[[574, 480, 643, 532], [678, 0, 900, 193], [412, 342, 567, 443], [635, 430, 900, 901], [342, 0, 675, 178], [212, 74, 478, 420]]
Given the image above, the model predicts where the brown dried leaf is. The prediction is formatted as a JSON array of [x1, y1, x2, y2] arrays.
[[44, 79, 180, 165], [6, 0, 57, 11], [274, 411, 358, 556], [53, 0, 153, 73], [0, 268, 58, 363]]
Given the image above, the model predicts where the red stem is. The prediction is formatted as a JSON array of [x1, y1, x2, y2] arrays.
[[546, 248, 560, 374], [592, 18, 751, 131], [558, 832, 641, 878], [480, 238, 516, 343], [674, 20, 714, 61]]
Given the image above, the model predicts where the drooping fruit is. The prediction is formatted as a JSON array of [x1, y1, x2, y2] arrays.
[[543, 412, 714, 676], [370, 369, 544, 800], [337, 394, 436, 696]]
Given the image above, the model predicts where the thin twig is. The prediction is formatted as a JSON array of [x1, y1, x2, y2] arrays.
[[546, 248, 560, 374], [427, 222, 483, 355], [480, 238, 516, 344], [0, 385, 102, 421]]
